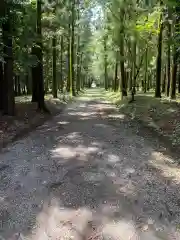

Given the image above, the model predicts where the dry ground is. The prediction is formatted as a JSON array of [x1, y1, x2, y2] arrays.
[[1, 89, 180, 239]]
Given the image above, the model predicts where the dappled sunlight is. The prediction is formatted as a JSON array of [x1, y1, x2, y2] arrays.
[[57, 121, 70, 125], [107, 154, 120, 163], [3, 89, 180, 240], [149, 151, 180, 183], [79, 116, 97, 120], [68, 111, 98, 117], [66, 132, 81, 140], [107, 113, 125, 119], [102, 219, 138, 240], [51, 144, 99, 162], [94, 123, 109, 128], [25, 198, 94, 240], [91, 141, 103, 148], [82, 171, 105, 182]]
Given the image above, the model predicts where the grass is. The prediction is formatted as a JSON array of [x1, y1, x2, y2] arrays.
[[105, 90, 180, 147]]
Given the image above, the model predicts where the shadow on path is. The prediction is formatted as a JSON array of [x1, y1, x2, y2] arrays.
[[0, 89, 180, 239]]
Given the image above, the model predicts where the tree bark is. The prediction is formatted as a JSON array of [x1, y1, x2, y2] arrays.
[[178, 65, 180, 93], [155, 13, 163, 98], [60, 35, 63, 93], [67, 23, 71, 92], [0, 62, 4, 111], [166, 9, 171, 97], [70, 0, 76, 96], [114, 55, 118, 91], [52, 35, 57, 98], [162, 66, 166, 93], [36, 0, 47, 112], [144, 47, 148, 93], [31, 47, 39, 102], [2, 17, 15, 115], [104, 35, 108, 90], [170, 51, 178, 99]]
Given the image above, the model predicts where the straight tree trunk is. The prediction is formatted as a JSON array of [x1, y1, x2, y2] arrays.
[[17, 76, 21, 96], [0, 61, 4, 111], [52, 35, 57, 98], [36, 0, 47, 111], [162, 66, 166, 93], [67, 23, 71, 92], [119, 10, 127, 98], [114, 55, 118, 91], [76, 34, 81, 92], [70, 0, 76, 96], [80, 53, 84, 89], [178, 65, 180, 93], [104, 35, 108, 90], [170, 51, 178, 99], [26, 74, 31, 95], [144, 47, 148, 93], [2, 17, 15, 115], [31, 47, 39, 102], [76, 0, 80, 93], [166, 9, 171, 97], [155, 12, 163, 98], [60, 35, 63, 93], [131, 38, 137, 101]]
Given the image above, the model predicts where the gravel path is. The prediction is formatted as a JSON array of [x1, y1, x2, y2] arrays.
[[1, 89, 180, 240]]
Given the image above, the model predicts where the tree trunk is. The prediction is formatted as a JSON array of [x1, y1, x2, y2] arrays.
[[67, 23, 71, 92], [131, 39, 136, 101], [60, 35, 63, 93], [119, 10, 127, 98], [70, 0, 76, 96], [26, 74, 31, 95], [170, 51, 178, 99], [76, 0, 80, 93], [178, 65, 180, 93], [155, 12, 163, 98], [80, 53, 84, 89], [104, 35, 108, 90], [162, 66, 166, 93], [31, 47, 38, 102], [144, 47, 148, 93], [52, 35, 57, 98], [17, 76, 21, 96], [0, 61, 4, 111], [36, 0, 47, 111], [166, 10, 171, 97], [2, 17, 15, 115], [114, 55, 118, 91]]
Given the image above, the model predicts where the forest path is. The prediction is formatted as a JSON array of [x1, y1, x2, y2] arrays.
[[0, 88, 180, 240]]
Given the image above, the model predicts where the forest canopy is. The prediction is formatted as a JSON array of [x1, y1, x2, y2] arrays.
[[0, 0, 179, 115]]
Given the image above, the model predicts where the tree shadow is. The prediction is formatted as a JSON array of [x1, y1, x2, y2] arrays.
[[1, 94, 180, 239]]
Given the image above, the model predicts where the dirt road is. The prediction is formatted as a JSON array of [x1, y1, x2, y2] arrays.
[[1, 89, 180, 239]]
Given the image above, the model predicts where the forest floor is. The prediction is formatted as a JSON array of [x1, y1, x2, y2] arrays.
[[0, 94, 73, 150], [106, 91, 180, 152], [1, 88, 180, 239]]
